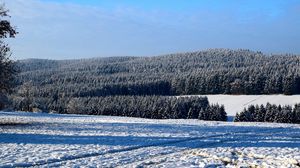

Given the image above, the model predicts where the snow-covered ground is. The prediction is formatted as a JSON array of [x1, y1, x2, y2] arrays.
[[187, 95, 300, 116], [1, 111, 300, 167]]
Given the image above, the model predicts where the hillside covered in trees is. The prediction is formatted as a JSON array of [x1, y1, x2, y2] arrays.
[[9, 49, 300, 114]]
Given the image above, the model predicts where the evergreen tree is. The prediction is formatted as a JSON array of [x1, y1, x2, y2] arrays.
[[218, 105, 227, 121], [234, 108, 254, 122], [256, 105, 266, 122], [294, 104, 300, 123]]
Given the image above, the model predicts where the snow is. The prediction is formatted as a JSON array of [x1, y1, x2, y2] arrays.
[[1, 111, 300, 167], [185, 95, 300, 116]]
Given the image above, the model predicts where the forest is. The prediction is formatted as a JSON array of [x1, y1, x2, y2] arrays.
[[5, 49, 300, 119], [65, 96, 227, 121], [235, 103, 300, 124]]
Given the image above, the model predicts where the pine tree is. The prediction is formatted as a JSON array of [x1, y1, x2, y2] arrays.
[[218, 105, 227, 121], [264, 103, 274, 122], [198, 108, 206, 120], [294, 104, 300, 123], [257, 105, 266, 122], [234, 108, 254, 122]]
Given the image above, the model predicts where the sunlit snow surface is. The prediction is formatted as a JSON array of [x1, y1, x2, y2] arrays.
[[1, 111, 300, 167], [189, 95, 300, 116]]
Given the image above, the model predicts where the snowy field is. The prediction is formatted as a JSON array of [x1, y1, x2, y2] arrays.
[[188, 95, 300, 116], [1, 111, 300, 167]]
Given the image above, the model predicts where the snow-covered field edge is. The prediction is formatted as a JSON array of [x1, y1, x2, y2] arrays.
[[1, 111, 300, 167]]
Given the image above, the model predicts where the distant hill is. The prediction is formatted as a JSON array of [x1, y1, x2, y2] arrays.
[[11, 48, 300, 113]]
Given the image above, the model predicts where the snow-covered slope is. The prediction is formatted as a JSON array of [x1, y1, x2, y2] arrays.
[[1, 111, 300, 167], [187, 95, 300, 116]]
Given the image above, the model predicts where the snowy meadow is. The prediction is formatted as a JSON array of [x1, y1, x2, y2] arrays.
[[195, 95, 300, 116], [1, 111, 300, 167]]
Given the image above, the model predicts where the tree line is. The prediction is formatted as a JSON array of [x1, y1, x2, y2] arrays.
[[67, 96, 227, 120], [235, 103, 300, 124], [10, 94, 227, 121]]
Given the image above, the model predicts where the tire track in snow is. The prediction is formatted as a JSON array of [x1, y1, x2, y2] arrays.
[[117, 138, 237, 168], [57, 128, 281, 167], [242, 95, 264, 107], [117, 134, 246, 167], [1, 127, 286, 167], [117, 127, 287, 167], [61, 132, 241, 167], [1, 133, 234, 168]]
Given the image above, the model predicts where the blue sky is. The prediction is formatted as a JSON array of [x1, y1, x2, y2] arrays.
[[4, 0, 300, 60]]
